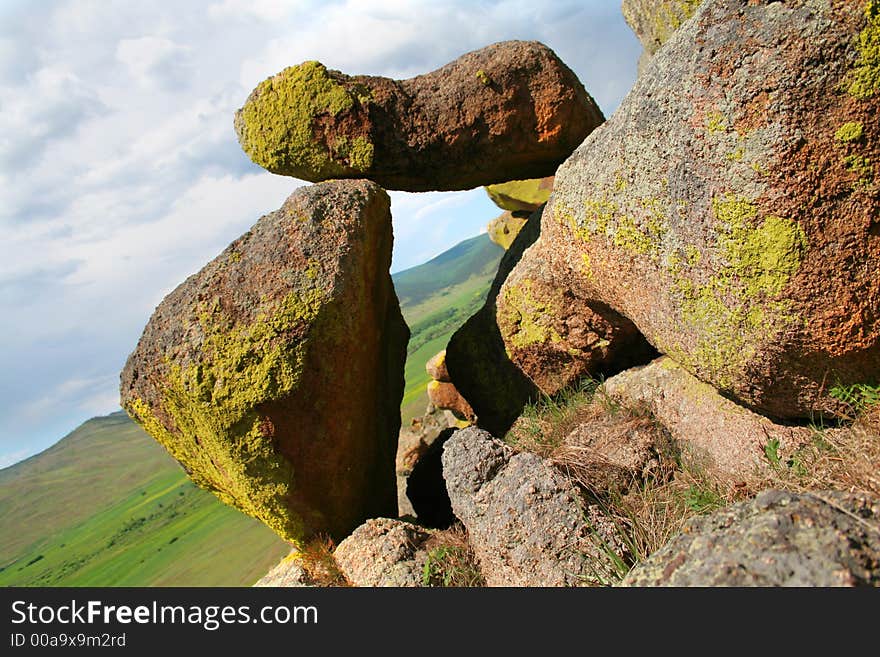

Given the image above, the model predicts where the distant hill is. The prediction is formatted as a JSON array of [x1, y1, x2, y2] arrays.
[[393, 232, 503, 423], [0, 232, 503, 586], [0, 411, 288, 586]]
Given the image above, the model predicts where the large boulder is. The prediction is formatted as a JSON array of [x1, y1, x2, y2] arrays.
[[602, 358, 816, 478], [234, 41, 603, 191], [334, 518, 433, 587], [512, 0, 880, 420], [441, 427, 625, 586], [253, 551, 311, 587], [622, 489, 880, 586], [120, 180, 408, 545]]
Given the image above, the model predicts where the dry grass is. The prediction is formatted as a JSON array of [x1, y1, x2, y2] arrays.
[[300, 535, 351, 587], [420, 524, 484, 587], [507, 378, 880, 584]]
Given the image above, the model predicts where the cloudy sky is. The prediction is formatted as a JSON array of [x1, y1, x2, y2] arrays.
[[0, 0, 641, 468]]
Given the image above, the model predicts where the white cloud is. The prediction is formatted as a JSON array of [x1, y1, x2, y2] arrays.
[[115, 36, 193, 90]]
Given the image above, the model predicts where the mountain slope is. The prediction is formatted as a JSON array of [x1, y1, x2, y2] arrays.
[[393, 232, 503, 422], [0, 411, 288, 586]]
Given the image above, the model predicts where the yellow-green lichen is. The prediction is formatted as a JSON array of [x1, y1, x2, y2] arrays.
[[475, 69, 491, 86], [844, 153, 874, 186], [581, 253, 596, 282], [499, 279, 563, 350], [725, 147, 745, 162], [641, 0, 703, 51], [835, 121, 865, 143], [576, 193, 667, 259], [125, 288, 327, 545], [706, 111, 728, 135], [237, 61, 373, 178], [673, 195, 806, 389], [848, 0, 880, 99]]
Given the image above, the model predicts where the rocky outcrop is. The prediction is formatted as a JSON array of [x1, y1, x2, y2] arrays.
[[441, 427, 624, 586], [121, 180, 408, 545], [485, 176, 554, 213], [602, 358, 816, 478], [235, 41, 603, 191], [445, 208, 543, 436], [487, 211, 529, 251], [622, 489, 880, 586], [253, 551, 311, 587], [510, 0, 880, 420], [334, 518, 433, 587]]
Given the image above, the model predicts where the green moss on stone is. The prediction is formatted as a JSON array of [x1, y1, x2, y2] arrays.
[[835, 121, 865, 143], [125, 288, 327, 545], [237, 61, 372, 178], [499, 279, 563, 350], [848, 0, 880, 99]]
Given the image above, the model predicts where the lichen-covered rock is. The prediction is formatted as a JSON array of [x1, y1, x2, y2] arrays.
[[426, 380, 475, 423], [235, 41, 603, 191], [253, 551, 312, 587], [514, 0, 880, 420], [487, 211, 529, 251], [120, 180, 408, 546], [334, 518, 433, 587], [485, 176, 554, 213], [445, 208, 543, 436], [602, 358, 815, 478], [622, 0, 702, 67], [621, 489, 880, 586], [425, 350, 450, 383], [441, 427, 624, 586], [496, 244, 657, 397]]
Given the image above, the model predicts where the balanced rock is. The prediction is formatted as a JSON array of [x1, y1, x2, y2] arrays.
[[485, 176, 554, 213], [334, 518, 433, 587], [441, 427, 625, 586], [622, 489, 880, 586], [486, 211, 529, 251], [120, 180, 408, 545], [235, 41, 603, 191], [511, 0, 880, 420], [602, 358, 815, 478]]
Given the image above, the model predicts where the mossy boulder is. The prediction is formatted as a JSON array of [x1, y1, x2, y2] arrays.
[[120, 180, 408, 546], [510, 0, 880, 420], [484, 176, 554, 213], [235, 41, 603, 192]]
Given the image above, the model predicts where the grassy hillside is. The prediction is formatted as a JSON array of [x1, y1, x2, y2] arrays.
[[0, 412, 288, 586], [394, 233, 503, 423]]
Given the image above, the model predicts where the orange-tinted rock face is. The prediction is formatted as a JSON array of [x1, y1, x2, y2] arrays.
[[235, 41, 604, 191], [512, 0, 880, 420], [120, 180, 408, 545], [427, 381, 475, 423]]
